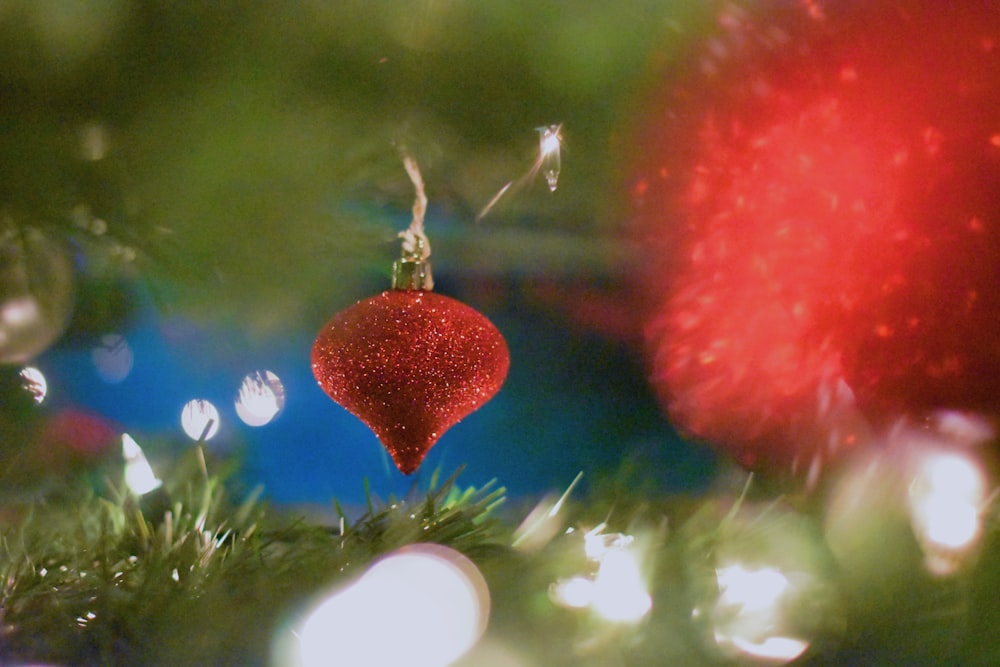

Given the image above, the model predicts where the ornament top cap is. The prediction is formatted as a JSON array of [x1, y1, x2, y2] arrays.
[[392, 257, 433, 291]]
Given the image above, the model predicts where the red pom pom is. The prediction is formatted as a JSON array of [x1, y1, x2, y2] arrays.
[[312, 290, 509, 474], [631, 1, 1000, 469]]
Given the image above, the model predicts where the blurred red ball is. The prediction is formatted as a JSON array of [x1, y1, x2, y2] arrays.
[[40, 407, 119, 462], [630, 1, 1000, 469]]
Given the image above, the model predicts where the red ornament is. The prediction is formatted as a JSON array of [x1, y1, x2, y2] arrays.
[[312, 279, 509, 474], [630, 1, 1000, 470], [38, 407, 119, 471]]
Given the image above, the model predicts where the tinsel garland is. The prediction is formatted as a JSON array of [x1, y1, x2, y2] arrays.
[[0, 445, 998, 666]]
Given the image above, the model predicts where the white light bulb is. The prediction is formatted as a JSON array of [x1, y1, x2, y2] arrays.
[[591, 550, 652, 623], [550, 576, 594, 609], [908, 449, 987, 573], [919, 498, 979, 549], [292, 544, 489, 667], [712, 562, 810, 664], [122, 433, 161, 495], [716, 564, 789, 613]]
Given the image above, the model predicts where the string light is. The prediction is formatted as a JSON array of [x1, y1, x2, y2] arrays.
[[285, 544, 489, 667], [549, 576, 593, 609], [590, 548, 652, 623], [711, 563, 810, 664], [908, 449, 987, 575], [549, 524, 651, 624], [122, 433, 161, 495], [583, 523, 633, 560]]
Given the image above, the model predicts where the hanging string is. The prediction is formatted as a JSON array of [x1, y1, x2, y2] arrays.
[[398, 151, 431, 262], [392, 150, 434, 290]]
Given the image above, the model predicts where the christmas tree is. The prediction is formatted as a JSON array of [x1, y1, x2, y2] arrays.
[[2, 2, 999, 665]]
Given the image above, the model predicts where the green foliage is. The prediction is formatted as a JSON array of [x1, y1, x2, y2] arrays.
[[0, 450, 508, 666], [1, 450, 1000, 666]]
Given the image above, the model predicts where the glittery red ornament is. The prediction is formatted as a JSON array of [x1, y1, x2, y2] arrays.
[[630, 1, 1000, 470], [312, 283, 509, 474]]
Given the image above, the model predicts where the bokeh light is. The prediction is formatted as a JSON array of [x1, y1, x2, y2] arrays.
[[716, 564, 789, 614], [826, 413, 994, 578], [711, 563, 810, 664], [549, 576, 593, 609], [78, 121, 109, 161], [19, 365, 47, 403], [235, 370, 285, 427], [583, 524, 633, 561], [181, 399, 220, 441], [919, 499, 978, 550], [122, 433, 161, 496], [549, 526, 651, 624], [590, 549, 652, 623], [686, 501, 843, 664], [91, 333, 133, 383], [0, 225, 75, 364], [908, 449, 987, 575], [280, 543, 490, 667]]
